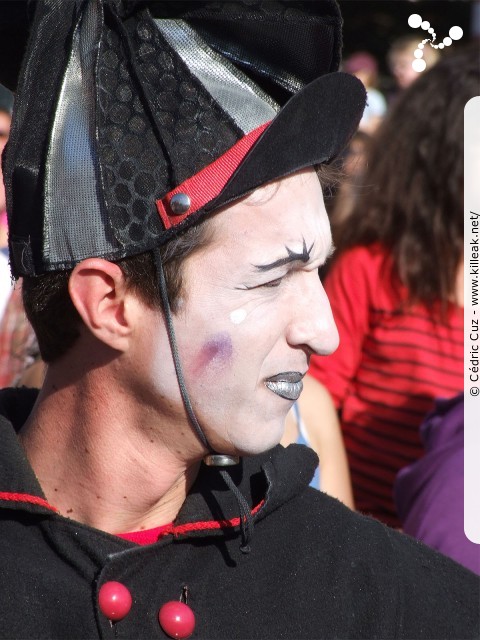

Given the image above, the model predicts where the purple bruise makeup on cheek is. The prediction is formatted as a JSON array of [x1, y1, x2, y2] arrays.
[[192, 332, 233, 375]]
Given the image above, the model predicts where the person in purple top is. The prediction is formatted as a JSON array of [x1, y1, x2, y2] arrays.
[[395, 393, 479, 575]]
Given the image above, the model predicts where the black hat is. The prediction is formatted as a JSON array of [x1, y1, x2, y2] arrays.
[[2, 0, 366, 278]]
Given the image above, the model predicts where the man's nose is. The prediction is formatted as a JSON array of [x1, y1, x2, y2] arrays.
[[286, 272, 339, 356]]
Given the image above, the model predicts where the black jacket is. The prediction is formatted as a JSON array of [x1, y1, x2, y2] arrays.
[[0, 388, 478, 639]]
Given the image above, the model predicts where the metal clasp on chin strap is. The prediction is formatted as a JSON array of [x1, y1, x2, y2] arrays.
[[203, 454, 240, 467]]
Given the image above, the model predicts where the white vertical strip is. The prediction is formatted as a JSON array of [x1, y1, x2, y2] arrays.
[[464, 96, 480, 544], [45, 1, 116, 264]]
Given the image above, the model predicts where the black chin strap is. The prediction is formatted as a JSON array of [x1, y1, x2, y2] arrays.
[[153, 247, 210, 450], [153, 247, 253, 552]]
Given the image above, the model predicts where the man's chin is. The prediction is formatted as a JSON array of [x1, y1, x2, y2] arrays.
[[227, 431, 285, 458], [201, 414, 286, 458]]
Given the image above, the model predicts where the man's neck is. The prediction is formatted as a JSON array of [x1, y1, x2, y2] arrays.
[[18, 368, 200, 535]]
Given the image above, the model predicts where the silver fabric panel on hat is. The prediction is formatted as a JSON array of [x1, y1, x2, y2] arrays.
[[44, 0, 119, 266], [155, 20, 279, 135]]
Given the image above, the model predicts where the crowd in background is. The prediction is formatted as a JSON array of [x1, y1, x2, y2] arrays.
[[0, 33, 478, 574]]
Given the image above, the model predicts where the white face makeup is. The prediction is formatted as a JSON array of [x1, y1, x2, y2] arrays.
[[145, 169, 339, 457]]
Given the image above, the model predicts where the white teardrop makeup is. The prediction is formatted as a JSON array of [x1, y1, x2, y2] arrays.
[[230, 308, 247, 325]]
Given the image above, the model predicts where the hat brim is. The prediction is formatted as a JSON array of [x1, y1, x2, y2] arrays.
[[210, 72, 366, 212]]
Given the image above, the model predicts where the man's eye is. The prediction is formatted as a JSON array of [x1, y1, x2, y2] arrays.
[[240, 276, 284, 291], [262, 277, 282, 288]]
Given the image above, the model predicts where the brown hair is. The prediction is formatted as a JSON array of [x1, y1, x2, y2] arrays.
[[22, 221, 212, 362], [334, 46, 479, 308], [388, 35, 440, 72]]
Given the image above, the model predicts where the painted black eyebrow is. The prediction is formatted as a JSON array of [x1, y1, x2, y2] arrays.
[[253, 238, 314, 273]]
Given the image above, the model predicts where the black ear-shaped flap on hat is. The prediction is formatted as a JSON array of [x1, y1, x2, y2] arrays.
[[150, 1, 342, 105], [215, 73, 366, 208], [157, 72, 366, 239], [153, 71, 365, 242]]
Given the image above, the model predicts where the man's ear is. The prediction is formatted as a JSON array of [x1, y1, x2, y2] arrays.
[[68, 258, 136, 352]]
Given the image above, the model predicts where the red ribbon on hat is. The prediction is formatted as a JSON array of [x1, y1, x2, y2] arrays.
[[156, 121, 270, 229]]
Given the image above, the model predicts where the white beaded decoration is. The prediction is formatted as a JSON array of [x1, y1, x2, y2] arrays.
[[407, 15, 463, 72]]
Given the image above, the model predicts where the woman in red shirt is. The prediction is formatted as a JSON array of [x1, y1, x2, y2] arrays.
[[309, 47, 477, 527]]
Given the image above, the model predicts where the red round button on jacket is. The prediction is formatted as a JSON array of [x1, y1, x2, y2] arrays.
[[158, 601, 195, 639], [98, 581, 132, 621]]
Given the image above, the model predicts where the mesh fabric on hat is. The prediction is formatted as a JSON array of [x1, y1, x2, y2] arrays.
[[45, 0, 120, 267], [95, 14, 169, 255]]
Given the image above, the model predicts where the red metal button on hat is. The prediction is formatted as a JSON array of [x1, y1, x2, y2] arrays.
[[158, 601, 195, 639], [98, 581, 132, 621]]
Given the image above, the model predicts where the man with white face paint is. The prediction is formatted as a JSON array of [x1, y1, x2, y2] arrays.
[[0, 1, 478, 638], [170, 169, 339, 458]]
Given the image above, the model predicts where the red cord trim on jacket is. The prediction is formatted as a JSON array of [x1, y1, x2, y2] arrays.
[[158, 499, 265, 540], [156, 121, 270, 229], [0, 492, 59, 512]]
